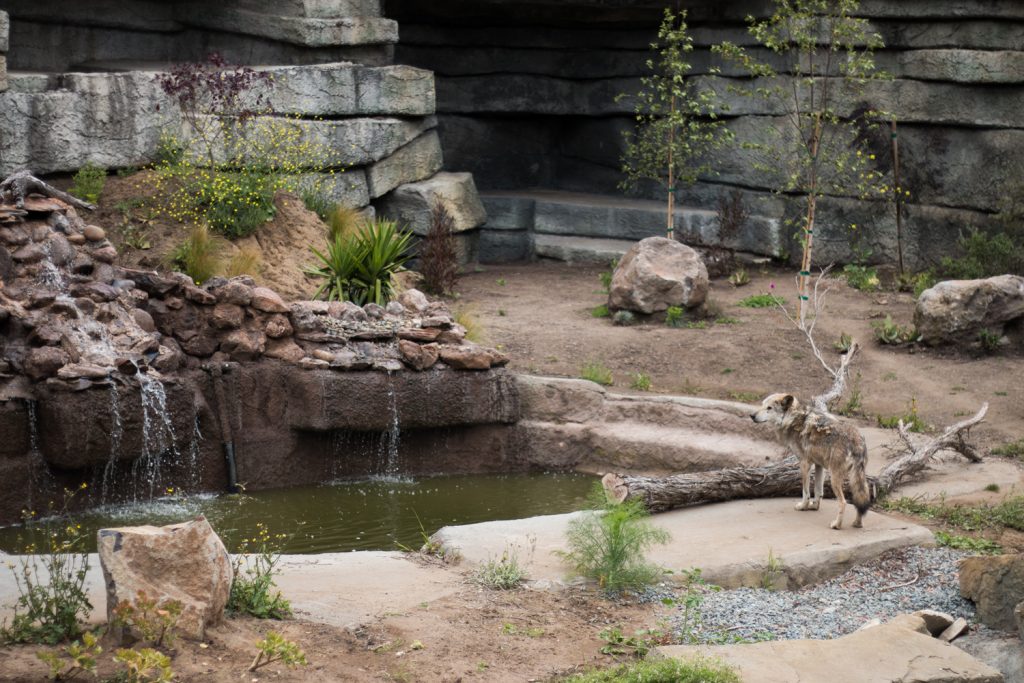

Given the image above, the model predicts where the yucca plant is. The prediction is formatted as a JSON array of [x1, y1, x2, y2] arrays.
[[305, 219, 412, 305]]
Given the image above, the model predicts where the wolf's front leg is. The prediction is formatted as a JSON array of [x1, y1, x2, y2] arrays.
[[795, 459, 813, 511], [808, 464, 824, 511]]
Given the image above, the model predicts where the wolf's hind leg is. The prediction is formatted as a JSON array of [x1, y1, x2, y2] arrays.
[[829, 469, 847, 530], [808, 464, 824, 510], [795, 459, 813, 511]]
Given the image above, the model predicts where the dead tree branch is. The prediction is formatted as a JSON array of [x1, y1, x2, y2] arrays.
[[603, 403, 988, 511], [776, 265, 856, 412], [0, 169, 96, 211]]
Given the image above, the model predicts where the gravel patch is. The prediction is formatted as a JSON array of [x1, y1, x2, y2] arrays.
[[673, 546, 976, 642]]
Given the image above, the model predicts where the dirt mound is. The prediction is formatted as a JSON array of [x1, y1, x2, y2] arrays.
[[90, 174, 325, 300]]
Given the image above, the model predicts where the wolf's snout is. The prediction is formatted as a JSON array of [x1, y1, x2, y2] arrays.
[[750, 413, 757, 422]]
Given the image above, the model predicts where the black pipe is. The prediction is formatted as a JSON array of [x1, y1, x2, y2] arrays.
[[223, 441, 239, 494]]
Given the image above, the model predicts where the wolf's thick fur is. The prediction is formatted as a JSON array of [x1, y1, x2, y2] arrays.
[[752, 393, 872, 530]]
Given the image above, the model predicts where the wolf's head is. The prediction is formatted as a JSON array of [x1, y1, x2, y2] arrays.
[[750, 393, 797, 424]]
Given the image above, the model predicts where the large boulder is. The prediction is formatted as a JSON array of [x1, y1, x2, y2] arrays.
[[960, 553, 1024, 632], [915, 275, 1024, 345], [98, 517, 233, 640], [608, 237, 709, 314]]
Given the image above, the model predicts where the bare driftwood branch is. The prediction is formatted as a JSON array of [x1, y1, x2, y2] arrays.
[[603, 403, 989, 512], [776, 265, 856, 412], [0, 169, 96, 211]]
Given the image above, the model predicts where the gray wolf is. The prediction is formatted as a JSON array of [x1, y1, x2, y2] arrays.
[[751, 393, 872, 529]]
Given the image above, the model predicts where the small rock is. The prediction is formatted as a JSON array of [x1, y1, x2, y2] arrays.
[[437, 324, 467, 345], [386, 301, 405, 316], [24, 346, 70, 380], [264, 314, 293, 339], [57, 363, 111, 380], [263, 338, 305, 363], [133, 309, 156, 331], [398, 288, 430, 313], [47, 233, 74, 266], [1, 226, 30, 246], [398, 327, 441, 343], [212, 281, 254, 307], [421, 315, 452, 329], [70, 255, 94, 275], [12, 243, 46, 263], [83, 225, 106, 242], [398, 340, 439, 371], [210, 303, 245, 330], [66, 233, 87, 246], [342, 306, 369, 323], [219, 329, 266, 362], [180, 334, 219, 358], [438, 344, 492, 371], [913, 609, 956, 637], [939, 617, 969, 643], [27, 290, 56, 309], [364, 302, 385, 319], [116, 357, 139, 376], [298, 357, 329, 370], [152, 340, 184, 373], [183, 285, 217, 306], [92, 245, 118, 264], [327, 301, 349, 319], [250, 287, 289, 313], [312, 349, 335, 362], [372, 358, 404, 372]]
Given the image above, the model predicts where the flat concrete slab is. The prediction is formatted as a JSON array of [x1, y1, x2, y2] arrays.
[[433, 499, 935, 589], [654, 621, 1004, 683], [0, 551, 459, 630]]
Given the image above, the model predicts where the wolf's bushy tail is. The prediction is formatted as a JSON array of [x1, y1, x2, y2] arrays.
[[850, 442, 872, 517]]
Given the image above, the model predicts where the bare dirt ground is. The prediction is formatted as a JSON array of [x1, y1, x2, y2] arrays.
[[1, 580, 667, 682], [454, 260, 1023, 448]]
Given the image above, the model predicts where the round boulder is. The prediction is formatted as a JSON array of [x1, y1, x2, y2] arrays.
[[98, 516, 232, 640], [608, 237, 709, 314], [915, 275, 1024, 345]]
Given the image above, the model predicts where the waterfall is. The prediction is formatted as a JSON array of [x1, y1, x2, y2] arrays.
[[100, 384, 124, 504], [24, 399, 53, 510], [131, 373, 181, 501], [37, 241, 67, 292], [186, 406, 203, 491], [375, 373, 405, 482]]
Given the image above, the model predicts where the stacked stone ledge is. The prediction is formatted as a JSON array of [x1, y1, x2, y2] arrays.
[[0, 197, 508, 389], [0, 10, 7, 93]]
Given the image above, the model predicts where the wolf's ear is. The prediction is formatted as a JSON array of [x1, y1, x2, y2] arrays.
[[781, 394, 795, 412]]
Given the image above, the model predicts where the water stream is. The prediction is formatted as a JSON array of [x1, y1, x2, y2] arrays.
[[131, 373, 181, 501]]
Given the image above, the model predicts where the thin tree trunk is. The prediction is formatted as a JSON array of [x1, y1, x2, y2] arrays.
[[666, 95, 676, 240], [604, 404, 988, 512], [890, 119, 904, 276]]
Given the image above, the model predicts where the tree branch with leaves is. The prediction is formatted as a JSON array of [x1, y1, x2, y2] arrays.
[[714, 0, 889, 327], [619, 8, 732, 240]]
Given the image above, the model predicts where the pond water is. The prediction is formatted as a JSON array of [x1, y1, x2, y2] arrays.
[[0, 473, 595, 554]]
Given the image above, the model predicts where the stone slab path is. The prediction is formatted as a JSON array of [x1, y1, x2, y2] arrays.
[[433, 499, 935, 590], [654, 620, 1004, 683]]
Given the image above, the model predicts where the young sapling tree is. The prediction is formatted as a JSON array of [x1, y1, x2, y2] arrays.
[[715, 0, 889, 326], [619, 8, 732, 240]]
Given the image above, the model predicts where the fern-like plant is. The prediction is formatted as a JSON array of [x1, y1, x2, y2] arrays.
[[305, 219, 413, 305]]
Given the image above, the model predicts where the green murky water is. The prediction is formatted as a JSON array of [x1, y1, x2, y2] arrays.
[[0, 473, 595, 554]]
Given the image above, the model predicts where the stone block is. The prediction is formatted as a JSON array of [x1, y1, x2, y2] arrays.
[[177, 5, 398, 47], [201, 114, 437, 170], [377, 172, 487, 236], [436, 74, 637, 116], [295, 169, 370, 209], [397, 44, 648, 79], [454, 229, 479, 266], [235, 0, 382, 17], [0, 73, 178, 175], [480, 195, 536, 231], [0, 57, 6, 94], [479, 229, 531, 263], [1, 0, 179, 32], [533, 234, 633, 264], [259, 63, 433, 117], [880, 49, 1024, 84], [0, 11, 8, 53], [366, 130, 443, 199]]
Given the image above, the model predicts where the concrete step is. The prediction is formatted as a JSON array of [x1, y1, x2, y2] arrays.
[[481, 189, 782, 259], [532, 233, 634, 264]]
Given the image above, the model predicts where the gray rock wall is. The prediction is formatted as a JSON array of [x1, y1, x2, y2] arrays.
[[389, 0, 1024, 268], [1, 0, 396, 71]]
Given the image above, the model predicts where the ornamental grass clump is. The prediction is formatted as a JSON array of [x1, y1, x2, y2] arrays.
[[228, 523, 291, 619], [305, 219, 413, 305], [559, 485, 670, 596]]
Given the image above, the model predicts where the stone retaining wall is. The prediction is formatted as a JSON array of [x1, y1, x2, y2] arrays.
[[389, 0, 1024, 268]]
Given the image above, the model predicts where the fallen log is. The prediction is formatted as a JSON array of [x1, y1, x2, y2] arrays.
[[0, 169, 96, 211], [603, 403, 988, 512]]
